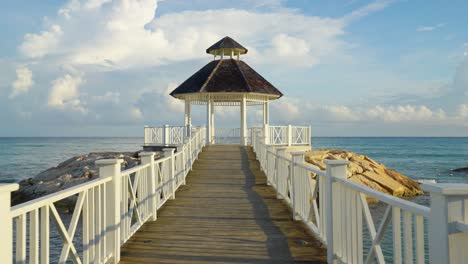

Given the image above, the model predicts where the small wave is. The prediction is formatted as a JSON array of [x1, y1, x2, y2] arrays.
[[416, 179, 437, 184]]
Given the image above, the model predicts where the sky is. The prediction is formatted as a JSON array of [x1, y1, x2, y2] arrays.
[[0, 0, 467, 137]]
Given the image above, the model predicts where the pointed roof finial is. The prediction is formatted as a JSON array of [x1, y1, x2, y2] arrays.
[[206, 36, 248, 56]]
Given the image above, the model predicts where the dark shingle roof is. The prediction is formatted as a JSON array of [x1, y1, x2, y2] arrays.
[[206, 36, 248, 55], [170, 59, 282, 98]]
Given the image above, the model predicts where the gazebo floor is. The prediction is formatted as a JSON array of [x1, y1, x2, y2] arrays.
[[120, 145, 326, 264]]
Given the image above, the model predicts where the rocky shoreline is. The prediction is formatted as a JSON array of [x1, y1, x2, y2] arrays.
[[12, 148, 422, 207], [305, 149, 422, 198], [12, 151, 162, 206]]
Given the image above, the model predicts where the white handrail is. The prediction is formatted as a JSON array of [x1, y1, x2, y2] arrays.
[[3, 126, 207, 264], [251, 128, 468, 264]]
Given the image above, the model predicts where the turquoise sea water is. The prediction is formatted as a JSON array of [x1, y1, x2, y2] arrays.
[[0, 137, 466, 183]]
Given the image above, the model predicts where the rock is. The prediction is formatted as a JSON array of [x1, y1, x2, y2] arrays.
[[305, 149, 422, 198], [12, 151, 162, 206], [453, 167, 468, 173]]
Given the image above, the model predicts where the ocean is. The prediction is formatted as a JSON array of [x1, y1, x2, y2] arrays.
[[1, 137, 466, 184]]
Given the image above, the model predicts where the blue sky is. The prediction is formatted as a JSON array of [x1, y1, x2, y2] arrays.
[[0, 0, 467, 136]]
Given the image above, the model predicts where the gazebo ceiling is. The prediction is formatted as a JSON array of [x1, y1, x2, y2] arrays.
[[170, 36, 283, 102]]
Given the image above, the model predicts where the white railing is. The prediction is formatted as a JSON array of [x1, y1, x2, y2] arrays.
[[252, 129, 468, 264], [2, 127, 206, 264], [144, 125, 186, 145], [266, 125, 311, 146]]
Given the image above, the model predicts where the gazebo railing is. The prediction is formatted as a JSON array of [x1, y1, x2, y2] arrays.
[[144, 125, 187, 145], [265, 125, 311, 146], [144, 125, 311, 146]]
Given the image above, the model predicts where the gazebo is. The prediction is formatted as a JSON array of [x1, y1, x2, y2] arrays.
[[170, 36, 283, 145]]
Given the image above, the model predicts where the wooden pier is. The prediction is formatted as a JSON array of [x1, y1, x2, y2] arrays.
[[120, 145, 326, 263]]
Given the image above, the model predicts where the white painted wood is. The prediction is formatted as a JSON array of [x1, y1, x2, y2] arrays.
[[263, 101, 269, 125], [29, 209, 39, 264], [163, 148, 176, 200], [211, 100, 215, 144], [403, 211, 413, 264], [206, 100, 212, 144], [415, 215, 424, 264], [240, 95, 247, 145], [0, 184, 18, 262], [360, 193, 385, 263], [393, 207, 402, 264], [425, 191, 449, 264], [324, 159, 348, 263], [50, 204, 81, 264], [16, 214, 27, 264], [96, 159, 123, 264], [291, 152, 305, 221], [82, 191, 89, 264], [59, 191, 86, 263], [40, 205, 50, 264], [140, 152, 157, 221]]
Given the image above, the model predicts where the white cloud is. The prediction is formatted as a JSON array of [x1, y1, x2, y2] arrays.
[[457, 104, 468, 119], [10, 66, 34, 98], [92, 91, 120, 104], [341, 0, 394, 23], [48, 74, 86, 113], [17, 0, 392, 70], [269, 96, 464, 126], [19, 25, 63, 58], [416, 23, 446, 32]]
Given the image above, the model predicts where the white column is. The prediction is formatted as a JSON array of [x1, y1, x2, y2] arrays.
[[184, 100, 192, 137], [211, 100, 215, 144], [206, 100, 212, 144], [0, 184, 19, 261], [139, 152, 157, 221], [324, 159, 349, 264], [263, 101, 269, 125], [96, 159, 123, 264], [163, 148, 176, 199], [422, 183, 468, 264], [240, 96, 247, 146], [263, 101, 270, 145]]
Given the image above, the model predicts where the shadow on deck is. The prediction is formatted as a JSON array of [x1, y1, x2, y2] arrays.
[[120, 145, 326, 264]]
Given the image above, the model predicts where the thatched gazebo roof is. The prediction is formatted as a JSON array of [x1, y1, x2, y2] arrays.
[[206, 36, 248, 55], [170, 36, 282, 103], [170, 59, 282, 99]]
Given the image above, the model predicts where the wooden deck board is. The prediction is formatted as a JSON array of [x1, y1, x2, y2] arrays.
[[120, 145, 326, 264]]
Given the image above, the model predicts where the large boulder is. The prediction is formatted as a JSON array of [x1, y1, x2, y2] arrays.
[[304, 149, 422, 198], [12, 151, 162, 206]]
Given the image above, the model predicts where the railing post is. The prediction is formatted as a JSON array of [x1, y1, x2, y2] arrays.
[[263, 124, 270, 145], [0, 184, 19, 261], [324, 159, 349, 264], [423, 183, 468, 264], [183, 137, 191, 184], [275, 147, 287, 199], [96, 159, 123, 264], [144, 125, 149, 145], [291, 151, 305, 221], [163, 148, 176, 199], [288, 125, 292, 146], [164, 124, 170, 145], [139, 152, 157, 221]]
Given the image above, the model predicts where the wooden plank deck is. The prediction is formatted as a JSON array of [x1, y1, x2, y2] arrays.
[[120, 145, 326, 264]]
